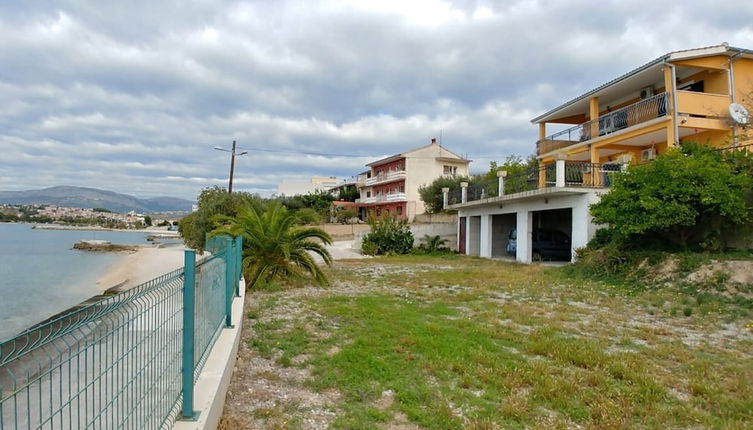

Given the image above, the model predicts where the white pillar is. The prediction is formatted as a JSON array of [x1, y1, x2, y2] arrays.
[[555, 157, 566, 188], [442, 187, 449, 209], [460, 182, 468, 203], [497, 170, 507, 196], [570, 194, 598, 262], [480, 214, 492, 258], [516, 211, 532, 263]]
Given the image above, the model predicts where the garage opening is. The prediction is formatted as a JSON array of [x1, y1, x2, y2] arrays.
[[530, 208, 572, 261], [491, 214, 516, 258]]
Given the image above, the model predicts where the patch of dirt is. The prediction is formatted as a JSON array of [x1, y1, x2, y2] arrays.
[[688, 260, 753, 292], [653, 256, 679, 282], [220, 342, 340, 430]]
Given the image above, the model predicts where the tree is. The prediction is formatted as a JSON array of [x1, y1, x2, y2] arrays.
[[179, 186, 262, 251], [483, 155, 538, 180], [210, 202, 333, 288], [590, 142, 753, 248], [418, 175, 473, 214], [143, 215, 152, 227]]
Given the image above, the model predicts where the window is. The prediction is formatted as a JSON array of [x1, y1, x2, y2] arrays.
[[444, 165, 457, 175], [396, 206, 403, 216], [366, 191, 371, 198], [376, 208, 382, 216]]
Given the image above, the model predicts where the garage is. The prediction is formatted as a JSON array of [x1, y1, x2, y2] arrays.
[[491, 214, 516, 258], [529, 208, 572, 261]]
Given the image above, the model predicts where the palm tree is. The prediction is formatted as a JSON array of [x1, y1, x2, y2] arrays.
[[210, 202, 333, 288]]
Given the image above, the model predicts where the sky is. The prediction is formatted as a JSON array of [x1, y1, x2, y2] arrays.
[[1, 1, 752, 200]]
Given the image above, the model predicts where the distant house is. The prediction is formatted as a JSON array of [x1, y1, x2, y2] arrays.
[[356, 138, 470, 221], [447, 44, 753, 263], [277, 176, 340, 196]]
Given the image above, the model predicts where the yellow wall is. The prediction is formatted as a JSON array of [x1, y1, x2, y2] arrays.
[[733, 58, 753, 104], [680, 130, 731, 148]]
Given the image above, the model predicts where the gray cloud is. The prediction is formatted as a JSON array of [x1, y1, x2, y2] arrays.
[[1, 0, 751, 199]]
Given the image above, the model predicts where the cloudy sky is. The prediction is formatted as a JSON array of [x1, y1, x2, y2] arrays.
[[1, 1, 751, 200]]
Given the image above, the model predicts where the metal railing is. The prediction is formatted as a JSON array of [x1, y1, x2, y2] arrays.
[[537, 93, 669, 155], [363, 170, 406, 186], [0, 235, 243, 430], [447, 162, 623, 206]]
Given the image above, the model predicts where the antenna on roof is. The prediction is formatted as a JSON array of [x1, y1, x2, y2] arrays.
[[439, 129, 443, 147]]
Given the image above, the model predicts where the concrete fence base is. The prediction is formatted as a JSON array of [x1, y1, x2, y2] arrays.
[[173, 280, 246, 430]]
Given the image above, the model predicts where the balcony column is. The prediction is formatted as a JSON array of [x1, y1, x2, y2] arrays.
[[590, 145, 601, 186], [589, 96, 600, 141], [442, 187, 449, 209], [555, 156, 566, 188], [663, 65, 677, 146], [460, 182, 468, 204], [538, 165, 547, 188], [497, 170, 507, 196], [538, 123, 546, 141], [480, 214, 492, 258], [516, 210, 532, 264]]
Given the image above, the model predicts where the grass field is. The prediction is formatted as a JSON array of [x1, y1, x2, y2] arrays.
[[220, 255, 753, 429]]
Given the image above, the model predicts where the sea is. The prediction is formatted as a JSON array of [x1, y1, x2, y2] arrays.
[[0, 223, 162, 342]]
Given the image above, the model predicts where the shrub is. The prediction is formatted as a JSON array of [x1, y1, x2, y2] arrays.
[[590, 142, 753, 249], [361, 215, 414, 255], [413, 234, 451, 254]]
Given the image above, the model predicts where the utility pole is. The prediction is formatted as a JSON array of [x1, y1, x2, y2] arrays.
[[214, 140, 247, 194]]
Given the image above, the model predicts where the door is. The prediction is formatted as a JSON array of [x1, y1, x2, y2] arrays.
[[459, 217, 467, 254]]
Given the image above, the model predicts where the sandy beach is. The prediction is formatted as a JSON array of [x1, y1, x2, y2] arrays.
[[96, 244, 186, 292]]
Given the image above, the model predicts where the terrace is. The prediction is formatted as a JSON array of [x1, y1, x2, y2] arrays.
[[446, 160, 623, 208]]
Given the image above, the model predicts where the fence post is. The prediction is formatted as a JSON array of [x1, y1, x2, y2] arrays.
[[235, 236, 243, 296], [181, 249, 197, 420], [225, 238, 234, 328], [461, 182, 468, 203], [497, 170, 507, 196]]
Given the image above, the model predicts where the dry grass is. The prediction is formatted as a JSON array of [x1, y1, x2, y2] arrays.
[[221, 255, 753, 429]]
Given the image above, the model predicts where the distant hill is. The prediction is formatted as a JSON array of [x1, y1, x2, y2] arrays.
[[0, 186, 194, 213]]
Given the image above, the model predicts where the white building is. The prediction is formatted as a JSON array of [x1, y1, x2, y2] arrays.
[[277, 176, 340, 196]]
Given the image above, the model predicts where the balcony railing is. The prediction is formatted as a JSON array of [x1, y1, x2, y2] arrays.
[[447, 162, 625, 206], [356, 192, 407, 204], [363, 170, 406, 186], [537, 93, 668, 155]]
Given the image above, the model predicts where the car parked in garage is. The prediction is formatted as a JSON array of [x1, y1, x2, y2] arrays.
[[506, 228, 571, 261]]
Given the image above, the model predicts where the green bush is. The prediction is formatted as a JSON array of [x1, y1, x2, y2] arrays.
[[361, 215, 414, 255], [413, 234, 451, 255], [590, 142, 753, 249]]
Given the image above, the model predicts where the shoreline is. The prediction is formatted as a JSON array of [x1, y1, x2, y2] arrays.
[[96, 244, 186, 293], [31, 224, 180, 235]]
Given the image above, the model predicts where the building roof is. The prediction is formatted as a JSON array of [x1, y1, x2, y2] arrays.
[[366, 140, 469, 167], [531, 44, 753, 124]]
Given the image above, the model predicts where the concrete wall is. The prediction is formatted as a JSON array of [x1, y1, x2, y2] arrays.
[[410, 222, 458, 250], [413, 213, 457, 224]]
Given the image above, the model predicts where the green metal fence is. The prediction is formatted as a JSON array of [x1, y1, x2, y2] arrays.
[[0, 236, 243, 429]]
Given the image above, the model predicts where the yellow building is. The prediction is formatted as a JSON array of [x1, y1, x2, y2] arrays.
[[536, 44, 753, 171], [447, 45, 752, 263]]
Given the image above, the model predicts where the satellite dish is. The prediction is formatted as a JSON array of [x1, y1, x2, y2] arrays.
[[729, 103, 750, 125]]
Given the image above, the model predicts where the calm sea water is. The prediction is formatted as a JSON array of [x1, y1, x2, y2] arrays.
[[0, 223, 156, 342]]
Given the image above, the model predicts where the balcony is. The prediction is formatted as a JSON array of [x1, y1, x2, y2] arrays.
[[537, 93, 668, 156], [447, 161, 624, 207], [363, 170, 406, 186], [356, 193, 407, 204]]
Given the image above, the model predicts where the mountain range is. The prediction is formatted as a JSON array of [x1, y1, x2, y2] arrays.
[[0, 186, 194, 213]]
